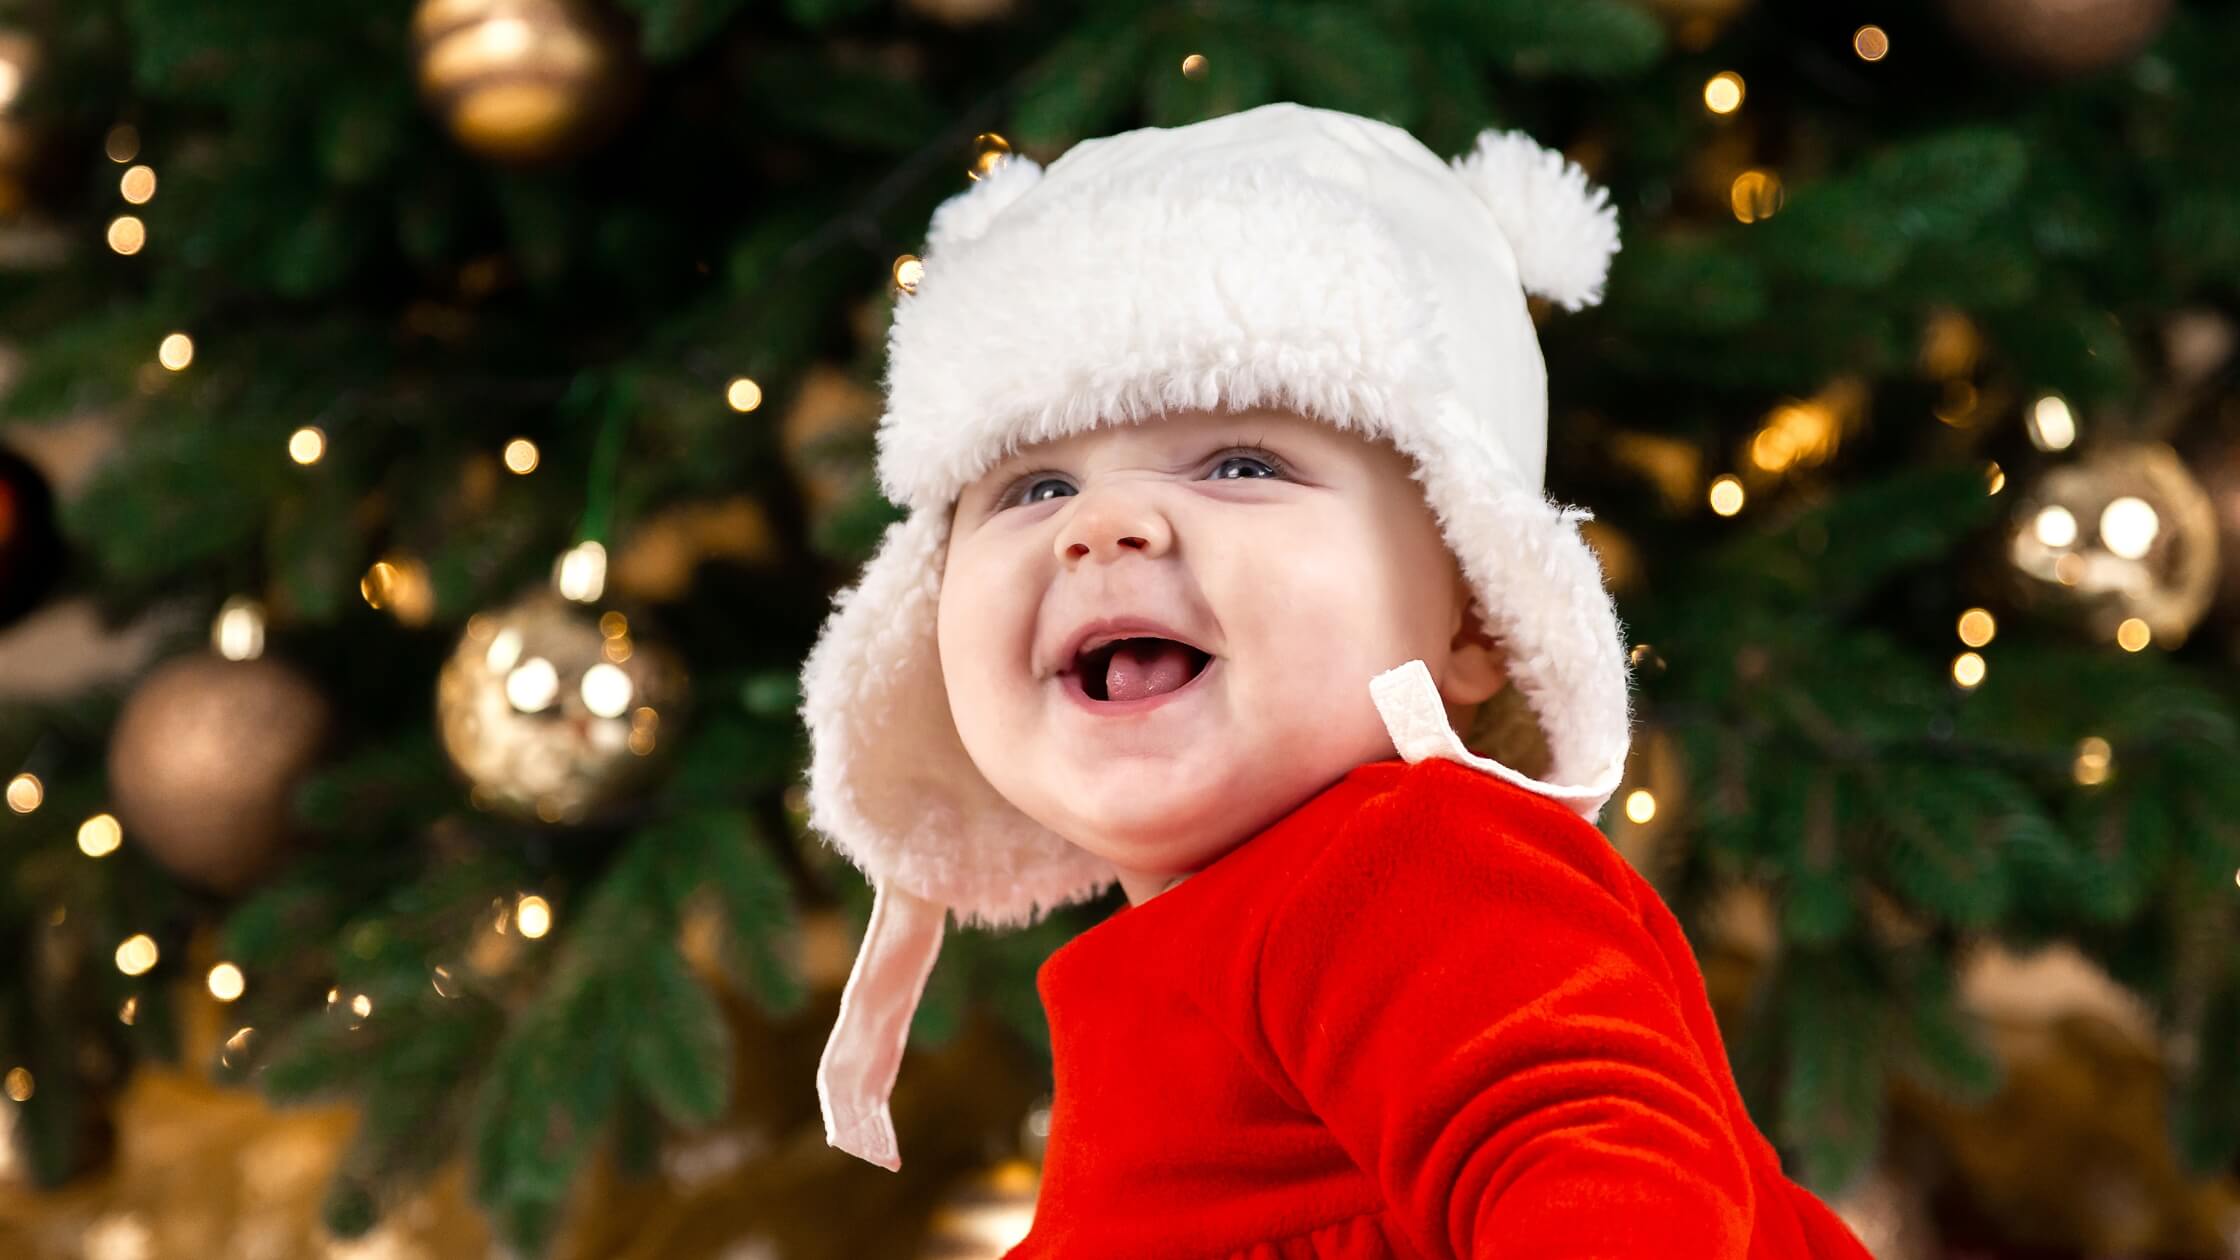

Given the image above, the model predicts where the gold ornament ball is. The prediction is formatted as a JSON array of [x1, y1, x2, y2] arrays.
[[2006, 441, 2219, 647], [105, 653, 333, 893], [435, 589, 689, 825], [411, 0, 633, 164], [1939, 0, 2174, 78]]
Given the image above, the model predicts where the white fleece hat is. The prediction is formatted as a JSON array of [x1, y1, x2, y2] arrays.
[[798, 100, 1633, 1170]]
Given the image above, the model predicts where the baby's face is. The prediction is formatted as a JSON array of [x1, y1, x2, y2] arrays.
[[938, 405, 1506, 903]]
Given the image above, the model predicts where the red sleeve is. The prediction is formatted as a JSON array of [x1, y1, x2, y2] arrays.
[[1253, 764, 1756, 1260]]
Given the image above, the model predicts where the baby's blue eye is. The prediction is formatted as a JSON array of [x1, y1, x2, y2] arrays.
[[998, 448, 1287, 511]]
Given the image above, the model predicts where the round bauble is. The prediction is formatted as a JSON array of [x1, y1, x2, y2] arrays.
[[0, 445, 64, 629], [2006, 441, 2218, 648], [435, 589, 689, 825], [1939, 0, 2173, 78], [410, 0, 635, 164], [106, 653, 333, 892]]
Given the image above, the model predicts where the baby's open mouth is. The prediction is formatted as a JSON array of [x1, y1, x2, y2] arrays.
[[1067, 637, 1212, 703]]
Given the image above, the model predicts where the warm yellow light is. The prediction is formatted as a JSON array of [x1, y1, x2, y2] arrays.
[[105, 124, 140, 163], [1624, 789, 1657, 824], [515, 894, 552, 939], [1986, 461, 2005, 495], [1729, 169, 1783, 223], [1952, 651, 1986, 689], [350, 993, 373, 1018], [1853, 25, 1890, 61], [207, 962, 246, 1002], [157, 332, 194, 371], [968, 132, 1013, 180], [107, 214, 146, 255], [2074, 735, 2112, 786], [1181, 53, 1208, 79], [288, 426, 327, 465], [2116, 617, 2152, 652], [119, 995, 138, 1025], [502, 437, 539, 473], [554, 540, 607, 603], [725, 376, 763, 412], [212, 595, 267, 661], [2099, 496, 2160, 560], [5, 773, 40, 814], [361, 560, 400, 609], [1707, 474, 1745, 516], [115, 933, 159, 976], [119, 164, 157, 204], [2033, 505, 2078, 549], [599, 611, 628, 638], [1703, 71, 1745, 115], [1957, 608, 1996, 648], [891, 254, 924, 296], [3, 1068, 31, 1103], [2027, 394, 2076, 451], [77, 813, 123, 858]]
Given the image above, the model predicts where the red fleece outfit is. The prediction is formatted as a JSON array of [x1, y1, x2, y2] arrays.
[[1003, 755, 1875, 1260]]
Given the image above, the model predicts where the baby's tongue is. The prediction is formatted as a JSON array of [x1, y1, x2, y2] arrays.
[[1104, 639, 1197, 702]]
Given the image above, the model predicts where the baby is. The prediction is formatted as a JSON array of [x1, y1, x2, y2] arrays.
[[798, 102, 1875, 1259]]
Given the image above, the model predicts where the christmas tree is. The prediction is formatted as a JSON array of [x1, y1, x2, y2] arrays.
[[4, 0, 2240, 1255]]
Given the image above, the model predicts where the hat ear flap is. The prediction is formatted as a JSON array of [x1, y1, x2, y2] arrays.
[[1449, 130, 1621, 313], [924, 153, 1044, 259]]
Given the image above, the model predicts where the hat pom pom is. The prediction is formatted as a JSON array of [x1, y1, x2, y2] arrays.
[[1450, 129, 1620, 312], [925, 153, 1044, 259]]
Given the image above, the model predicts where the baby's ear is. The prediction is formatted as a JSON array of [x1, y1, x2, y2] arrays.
[[924, 152, 1044, 260], [1444, 596, 1508, 707]]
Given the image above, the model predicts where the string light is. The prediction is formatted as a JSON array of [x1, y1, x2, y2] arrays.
[[1181, 53, 1208, 79], [1952, 651, 1986, 689], [115, 934, 159, 976], [515, 894, 553, 939], [2116, 617, 2152, 652], [207, 962, 245, 1002], [968, 132, 1013, 180], [220, 1026, 255, 1067], [350, 993, 373, 1018], [288, 426, 326, 464], [891, 254, 924, 297], [1986, 461, 2005, 495], [3, 1068, 31, 1103], [431, 964, 461, 998], [554, 540, 607, 603], [2099, 495, 2160, 559], [5, 772, 40, 813], [107, 214, 146, 255], [213, 595, 266, 661], [78, 813, 123, 858], [2032, 505, 2078, 549], [1624, 790, 1657, 824], [1853, 25, 1890, 61], [118, 995, 138, 1025], [104, 123, 140, 163], [725, 376, 762, 412], [119, 164, 157, 204], [157, 332, 194, 370], [2074, 736, 2112, 786], [503, 437, 539, 473], [1729, 170, 1783, 223], [1707, 474, 1745, 516], [2026, 393, 2076, 451], [1957, 608, 1997, 648], [1703, 71, 1745, 115]]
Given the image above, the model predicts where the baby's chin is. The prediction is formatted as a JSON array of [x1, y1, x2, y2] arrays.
[[1028, 758, 1289, 874]]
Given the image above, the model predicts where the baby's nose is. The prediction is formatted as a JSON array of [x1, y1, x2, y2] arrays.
[[1055, 488, 1174, 563]]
